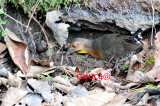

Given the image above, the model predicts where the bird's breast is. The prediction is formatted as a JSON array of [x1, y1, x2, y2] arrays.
[[89, 48, 105, 60]]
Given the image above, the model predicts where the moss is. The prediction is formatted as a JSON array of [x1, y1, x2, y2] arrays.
[[1, 0, 88, 15]]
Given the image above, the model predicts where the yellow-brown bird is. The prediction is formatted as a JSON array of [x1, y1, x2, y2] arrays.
[[67, 34, 142, 63]]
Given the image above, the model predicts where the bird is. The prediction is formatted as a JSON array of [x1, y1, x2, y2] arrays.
[[67, 33, 142, 63]]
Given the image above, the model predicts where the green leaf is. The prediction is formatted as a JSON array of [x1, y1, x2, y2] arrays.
[[54, 47, 58, 51], [47, 75, 52, 80], [40, 74, 47, 79], [137, 89, 146, 93], [47, 48, 53, 56], [156, 85, 160, 89], [131, 58, 135, 62], [0, 9, 4, 14], [2, 30, 8, 37], [147, 83, 154, 88], [147, 60, 153, 65], [0, 20, 7, 25], [124, 70, 128, 73], [140, 67, 146, 72], [63, 75, 66, 79], [19, 0, 25, 4], [122, 65, 130, 68], [76, 3, 80, 8]]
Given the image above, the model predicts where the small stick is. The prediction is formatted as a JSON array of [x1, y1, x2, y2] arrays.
[[26, 0, 40, 32], [18, 3, 52, 61], [0, 9, 27, 28], [104, 53, 116, 69]]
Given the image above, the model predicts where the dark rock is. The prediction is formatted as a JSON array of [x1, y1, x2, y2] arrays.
[[60, 0, 160, 33]]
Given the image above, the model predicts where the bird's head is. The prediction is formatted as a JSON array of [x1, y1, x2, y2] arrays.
[[67, 38, 91, 55]]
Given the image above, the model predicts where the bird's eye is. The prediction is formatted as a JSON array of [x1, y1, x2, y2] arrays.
[[72, 45, 75, 48]]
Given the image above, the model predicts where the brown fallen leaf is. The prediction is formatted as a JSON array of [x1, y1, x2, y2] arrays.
[[26, 66, 50, 78], [142, 65, 160, 82], [136, 93, 149, 105], [136, 39, 152, 63], [4, 29, 29, 74], [154, 32, 160, 67], [52, 82, 76, 93], [0, 42, 6, 55], [138, 32, 160, 82], [7, 71, 22, 87], [0, 59, 5, 66], [29, 59, 51, 67], [0, 50, 8, 58], [45, 11, 70, 46], [1, 87, 28, 106], [89, 68, 105, 74], [126, 71, 144, 82], [41, 92, 68, 106], [0, 77, 8, 86], [64, 92, 116, 106]]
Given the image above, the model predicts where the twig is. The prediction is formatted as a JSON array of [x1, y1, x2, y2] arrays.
[[27, 32, 41, 44], [104, 53, 116, 69], [16, 23, 26, 43], [150, 0, 155, 47], [26, 0, 40, 32], [0, 9, 28, 28], [18, 3, 52, 61], [16, 13, 26, 43], [28, 30, 36, 52], [61, 54, 64, 66], [0, 25, 4, 32]]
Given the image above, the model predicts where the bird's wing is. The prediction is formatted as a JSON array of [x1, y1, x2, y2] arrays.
[[100, 34, 125, 60]]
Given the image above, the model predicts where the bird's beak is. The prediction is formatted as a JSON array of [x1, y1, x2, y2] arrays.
[[66, 48, 81, 55], [66, 48, 74, 55]]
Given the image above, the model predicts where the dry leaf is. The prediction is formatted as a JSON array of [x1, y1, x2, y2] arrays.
[[139, 32, 160, 82], [16, 93, 43, 106], [154, 32, 160, 67], [0, 67, 7, 77], [41, 93, 68, 106], [142, 66, 160, 82], [26, 66, 50, 78], [0, 42, 6, 55], [136, 93, 149, 105], [64, 92, 116, 106], [126, 71, 144, 82], [29, 59, 51, 67], [0, 59, 5, 66], [0, 50, 8, 58], [106, 95, 128, 106], [53, 76, 74, 87], [0, 77, 8, 86], [88, 87, 105, 95], [45, 11, 70, 46], [4, 29, 29, 74], [7, 71, 22, 87], [27, 79, 51, 102], [89, 68, 105, 74], [52, 82, 76, 93], [1, 87, 28, 106], [136, 39, 152, 63]]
